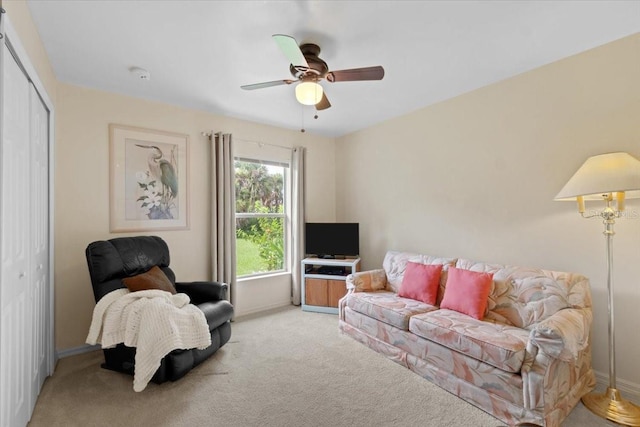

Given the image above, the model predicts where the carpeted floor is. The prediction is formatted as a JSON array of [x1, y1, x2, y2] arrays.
[[30, 306, 618, 427]]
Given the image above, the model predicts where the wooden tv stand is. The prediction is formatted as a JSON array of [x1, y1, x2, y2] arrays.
[[301, 257, 361, 314]]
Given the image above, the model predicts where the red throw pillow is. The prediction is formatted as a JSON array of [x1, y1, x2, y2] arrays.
[[398, 262, 443, 305], [440, 267, 493, 320]]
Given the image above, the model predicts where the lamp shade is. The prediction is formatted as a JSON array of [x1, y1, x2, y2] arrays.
[[295, 81, 323, 106], [555, 152, 640, 201]]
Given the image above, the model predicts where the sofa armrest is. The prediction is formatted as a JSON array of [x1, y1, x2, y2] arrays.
[[175, 281, 228, 304], [527, 307, 592, 362], [345, 269, 387, 292], [521, 307, 594, 411]]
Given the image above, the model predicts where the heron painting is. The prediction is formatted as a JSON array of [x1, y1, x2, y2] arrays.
[[111, 124, 188, 232], [124, 139, 179, 220]]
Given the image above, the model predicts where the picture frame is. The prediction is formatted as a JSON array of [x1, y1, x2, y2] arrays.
[[109, 124, 189, 232]]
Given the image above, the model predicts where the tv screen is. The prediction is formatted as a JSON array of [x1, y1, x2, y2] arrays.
[[305, 223, 359, 258]]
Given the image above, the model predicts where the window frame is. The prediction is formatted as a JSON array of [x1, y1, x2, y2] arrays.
[[234, 157, 290, 279]]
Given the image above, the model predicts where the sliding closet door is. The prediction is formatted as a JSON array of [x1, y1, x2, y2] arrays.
[[0, 43, 32, 427], [29, 84, 49, 413]]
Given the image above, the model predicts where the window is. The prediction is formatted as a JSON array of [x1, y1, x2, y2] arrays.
[[235, 159, 288, 277]]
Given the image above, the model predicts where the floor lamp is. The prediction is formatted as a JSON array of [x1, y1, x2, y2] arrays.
[[555, 152, 640, 426]]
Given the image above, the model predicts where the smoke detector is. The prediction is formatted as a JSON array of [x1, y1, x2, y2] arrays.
[[129, 66, 151, 81]]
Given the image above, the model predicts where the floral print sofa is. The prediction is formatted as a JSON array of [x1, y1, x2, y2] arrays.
[[338, 251, 595, 426]]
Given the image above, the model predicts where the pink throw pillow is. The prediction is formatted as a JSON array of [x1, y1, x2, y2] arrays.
[[440, 267, 493, 320], [398, 262, 443, 305]]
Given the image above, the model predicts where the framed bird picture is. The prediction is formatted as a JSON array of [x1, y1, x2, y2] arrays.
[[109, 124, 189, 232]]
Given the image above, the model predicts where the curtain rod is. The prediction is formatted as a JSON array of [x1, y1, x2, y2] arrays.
[[201, 132, 292, 151]]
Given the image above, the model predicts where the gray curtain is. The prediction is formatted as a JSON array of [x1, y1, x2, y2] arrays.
[[211, 132, 236, 305], [291, 146, 305, 305]]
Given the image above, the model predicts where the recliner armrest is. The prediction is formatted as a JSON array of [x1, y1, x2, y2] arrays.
[[175, 281, 228, 304]]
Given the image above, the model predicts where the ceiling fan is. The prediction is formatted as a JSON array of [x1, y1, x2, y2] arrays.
[[241, 34, 385, 110]]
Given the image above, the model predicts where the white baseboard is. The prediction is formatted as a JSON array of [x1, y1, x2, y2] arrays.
[[235, 301, 293, 319], [56, 344, 101, 360], [593, 369, 640, 405]]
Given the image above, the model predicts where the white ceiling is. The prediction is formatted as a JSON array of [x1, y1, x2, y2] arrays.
[[27, 1, 640, 137]]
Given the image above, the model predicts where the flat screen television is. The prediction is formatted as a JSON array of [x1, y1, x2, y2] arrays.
[[305, 222, 359, 258]]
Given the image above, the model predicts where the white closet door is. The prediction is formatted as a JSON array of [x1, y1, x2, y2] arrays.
[[1, 44, 31, 427], [29, 84, 49, 413]]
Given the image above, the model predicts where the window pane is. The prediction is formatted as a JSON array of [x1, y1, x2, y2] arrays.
[[236, 216, 284, 276], [235, 161, 284, 214], [234, 159, 287, 277]]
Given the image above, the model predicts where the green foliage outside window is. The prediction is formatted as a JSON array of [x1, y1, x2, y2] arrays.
[[237, 202, 284, 271], [235, 161, 283, 213]]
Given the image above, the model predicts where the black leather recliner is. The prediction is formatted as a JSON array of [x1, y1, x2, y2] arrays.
[[85, 235, 234, 384]]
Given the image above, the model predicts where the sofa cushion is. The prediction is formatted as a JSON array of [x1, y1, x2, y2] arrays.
[[456, 259, 591, 329], [409, 309, 529, 373], [398, 262, 442, 305], [382, 251, 457, 299], [440, 267, 493, 320], [346, 291, 438, 330]]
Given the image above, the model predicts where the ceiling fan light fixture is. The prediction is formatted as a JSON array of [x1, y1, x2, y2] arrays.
[[295, 81, 323, 105], [242, 34, 385, 111]]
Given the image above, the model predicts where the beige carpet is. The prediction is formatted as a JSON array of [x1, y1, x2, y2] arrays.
[[30, 306, 617, 427]]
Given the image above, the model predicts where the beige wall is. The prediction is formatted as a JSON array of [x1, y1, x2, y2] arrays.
[[336, 34, 640, 390], [55, 83, 336, 349]]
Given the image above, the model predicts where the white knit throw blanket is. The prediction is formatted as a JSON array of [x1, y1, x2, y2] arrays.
[[86, 288, 211, 392]]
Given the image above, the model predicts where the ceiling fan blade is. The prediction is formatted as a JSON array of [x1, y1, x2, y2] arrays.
[[326, 66, 385, 83], [316, 92, 331, 110], [241, 79, 296, 90], [272, 34, 309, 68]]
